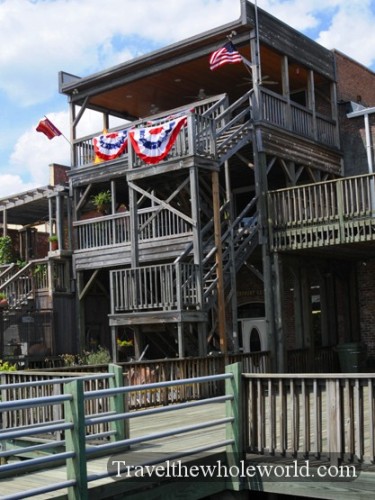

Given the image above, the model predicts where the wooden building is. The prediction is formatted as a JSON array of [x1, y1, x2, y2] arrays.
[[2, 1, 375, 371]]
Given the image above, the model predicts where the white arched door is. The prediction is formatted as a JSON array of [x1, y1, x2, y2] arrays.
[[241, 318, 268, 353]]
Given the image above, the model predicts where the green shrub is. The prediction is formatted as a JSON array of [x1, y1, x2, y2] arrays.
[[0, 236, 14, 264], [60, 346, 111, 367], [0, 360, 17, 371], [82, 346, 111, 365]]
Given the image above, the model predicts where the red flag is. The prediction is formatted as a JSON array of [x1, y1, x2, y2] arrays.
[[209, 41, 243, 71], [36, 117, 62, 140]]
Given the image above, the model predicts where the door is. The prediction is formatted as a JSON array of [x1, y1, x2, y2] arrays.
[[241, 318, 267, 353]]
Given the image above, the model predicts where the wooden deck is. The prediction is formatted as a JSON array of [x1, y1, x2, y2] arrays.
[[3, 369, 375, 499], [0, 402, 227, 499], [3, 399, 375, 500]]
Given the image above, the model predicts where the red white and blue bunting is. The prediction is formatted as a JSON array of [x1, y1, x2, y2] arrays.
[[128, 116, 187, 165], [93, 130, 128, 161], [93, 115, 187, 165]]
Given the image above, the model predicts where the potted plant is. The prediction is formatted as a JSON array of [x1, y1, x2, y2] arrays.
[[0, 292, 8, 308], [91, 190, 112, 214], [48, 234, 58, 251]]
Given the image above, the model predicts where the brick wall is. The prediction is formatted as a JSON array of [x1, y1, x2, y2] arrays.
[[357, 258, 375, 364], [335, 50, 375, 106], [49, 163, 70, 185], [334, 50, 375, 176]]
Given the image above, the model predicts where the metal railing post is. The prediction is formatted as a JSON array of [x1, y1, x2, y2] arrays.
[[64, 379, 88, 500], [108, 364, 129, 443], [225, 362, 243, 491]]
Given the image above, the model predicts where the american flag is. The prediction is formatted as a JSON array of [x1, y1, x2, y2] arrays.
[[209, 42, 243, 71]]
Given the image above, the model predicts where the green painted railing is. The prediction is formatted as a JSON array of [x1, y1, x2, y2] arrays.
[[0, 363, 241, 499]]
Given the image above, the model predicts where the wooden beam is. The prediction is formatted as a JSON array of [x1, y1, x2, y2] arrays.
[[76, 184, 93, 213], [128, 179, 194, 226], [78, 269, 99, 301], [212, 170, 227, 353]]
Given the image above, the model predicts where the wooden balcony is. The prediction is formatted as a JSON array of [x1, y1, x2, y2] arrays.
[[71, 88, 338, 177], [260, 87, 338, 148], [74, 206, 193, 252], [110, 262, 200, 316], [73, 100, 221, 170], [269, 173, 375, 251]]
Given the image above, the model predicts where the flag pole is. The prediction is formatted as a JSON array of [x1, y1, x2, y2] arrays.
[[254, 0, 262, 83]]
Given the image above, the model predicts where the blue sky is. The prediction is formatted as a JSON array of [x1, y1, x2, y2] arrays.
[[1, 0, 375, 197]]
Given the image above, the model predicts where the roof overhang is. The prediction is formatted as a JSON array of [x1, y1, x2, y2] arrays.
[[0, 185, 68, 226], [59, 1, 335, 121]]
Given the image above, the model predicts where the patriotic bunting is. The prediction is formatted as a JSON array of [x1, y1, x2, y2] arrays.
[[93, 130, 129, 161], [129, 116, 187, 165]]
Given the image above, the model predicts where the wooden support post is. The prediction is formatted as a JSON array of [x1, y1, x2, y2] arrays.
[[177, 322, 184, 358], [336, 179, 345, 244], [198, 322, 207, 357], [212, 170, 227, 353], [108, 364, 128, 442], [111, 325, 118, 363], [327, 378, 342, 466], [133, 327, 142, 359], [64, 379, 88, 500], [225, 362, 243, 491], [224, 160, 239, 352], [2, 209, 7, 237], [273, 253, 285, 372], [253, 142, 277, 371], [76, 271, 86, 353], [56, 193, 63, 251]]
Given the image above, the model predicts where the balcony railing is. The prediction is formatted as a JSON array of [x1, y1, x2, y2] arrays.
[[73, 95, 224, 168], [73, 89, 337, 170], [110, 262, 199, 313], [259, 87, 337, 148], [74, 207, 193, 251], [269, 173, 375, 250]]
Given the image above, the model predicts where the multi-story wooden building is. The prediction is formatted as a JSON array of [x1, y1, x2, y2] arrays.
[[2, 0, 375, 372]]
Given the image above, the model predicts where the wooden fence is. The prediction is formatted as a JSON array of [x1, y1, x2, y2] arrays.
[[244, 373, 375, 463], [0, 352, 270, 437]]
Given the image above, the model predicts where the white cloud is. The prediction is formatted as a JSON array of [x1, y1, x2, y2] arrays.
[[316, 2, 375, 67], [0, 108, 127, 197], [0, 0, 241, 107], [258, 0, 375, 67]]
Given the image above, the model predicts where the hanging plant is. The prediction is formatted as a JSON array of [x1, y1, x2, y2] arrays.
[[116, 338, 133, 352]]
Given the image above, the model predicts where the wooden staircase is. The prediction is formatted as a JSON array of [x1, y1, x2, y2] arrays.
[[110, 90, 257, 351]]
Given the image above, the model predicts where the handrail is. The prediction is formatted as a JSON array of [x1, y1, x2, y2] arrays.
[[215, 89, 253, 132], [0, 363, 241, 499]]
